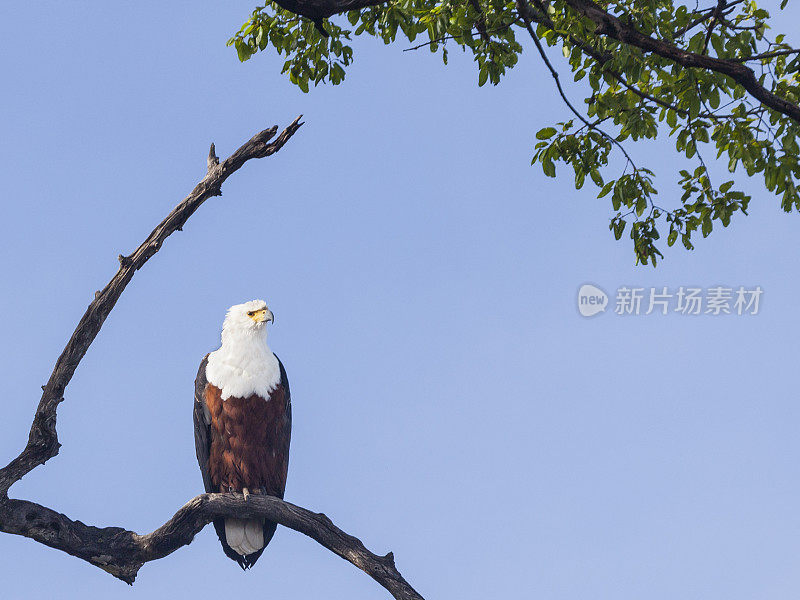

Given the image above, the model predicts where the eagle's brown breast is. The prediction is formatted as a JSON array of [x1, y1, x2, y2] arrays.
[[205, 383, 290, 497]]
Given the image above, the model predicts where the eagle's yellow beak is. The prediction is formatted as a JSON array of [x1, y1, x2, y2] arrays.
[[248, 308, 274, 324]]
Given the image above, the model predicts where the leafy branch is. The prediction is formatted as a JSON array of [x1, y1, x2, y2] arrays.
[[230, 0, 799, 264]]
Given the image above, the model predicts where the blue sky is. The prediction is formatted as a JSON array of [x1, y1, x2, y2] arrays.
[[2, 1, 800, 599]]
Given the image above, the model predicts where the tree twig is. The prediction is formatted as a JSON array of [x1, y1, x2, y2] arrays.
[[701, 0, 727, 55], [673, 1, 742, 38], [402, 25, 509, 51], [516, 1, 641, 174], [729, 48, 800, 62]]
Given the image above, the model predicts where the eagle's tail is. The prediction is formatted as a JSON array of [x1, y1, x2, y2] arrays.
[[224, 518, 264, 557], [212, 517, 277, 569]]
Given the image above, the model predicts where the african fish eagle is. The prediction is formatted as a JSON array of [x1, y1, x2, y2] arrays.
[[193, 299, 291, 569]]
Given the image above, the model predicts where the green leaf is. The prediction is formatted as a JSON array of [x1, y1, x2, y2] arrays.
[[235, 40, 253, 62], [701, 215, 712, 237], [666, 109, 677, 128], [478, 66, 488, 87], [635, 195, 647, 216], [598, 181, 614, 198], [536, 127, 558, 140], [613, 219, 626, 240], [667, 230, 678, 246]]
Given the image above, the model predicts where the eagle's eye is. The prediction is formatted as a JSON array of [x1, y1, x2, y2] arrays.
[[247, 311, 255, 317]]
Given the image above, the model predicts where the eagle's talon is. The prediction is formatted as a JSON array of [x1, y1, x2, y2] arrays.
[[243, 487, 250, 501]]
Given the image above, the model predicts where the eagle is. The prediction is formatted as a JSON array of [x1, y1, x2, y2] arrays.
[[193, 299, 291, 569]]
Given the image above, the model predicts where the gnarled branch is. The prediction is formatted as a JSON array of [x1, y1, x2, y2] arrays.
[[0, 117, 425, 600], [0, 116, 303, 497], [0, 493, 423, 599]]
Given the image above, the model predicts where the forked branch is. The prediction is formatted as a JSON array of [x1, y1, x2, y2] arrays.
[[0, 493, 423, 599], [0, 117, 424, 600]]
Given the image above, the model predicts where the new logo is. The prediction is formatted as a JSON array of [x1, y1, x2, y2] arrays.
[[577, 284, 608, 317]]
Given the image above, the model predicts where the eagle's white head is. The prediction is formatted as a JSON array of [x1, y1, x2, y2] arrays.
[[207, 299, 281, 400], [221, 299, 274, 341]]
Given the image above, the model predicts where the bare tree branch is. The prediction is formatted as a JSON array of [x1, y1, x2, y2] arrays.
[[0, 117, 303, 497], [0, 117, 425, 599], [0, 493, 423, 599]]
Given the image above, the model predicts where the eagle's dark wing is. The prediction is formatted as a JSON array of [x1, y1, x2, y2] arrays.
[[276, 355, 291, 497], [277, 355, 291, 412], [193, 354, 214, 493], [194, 353, 250, 568]]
